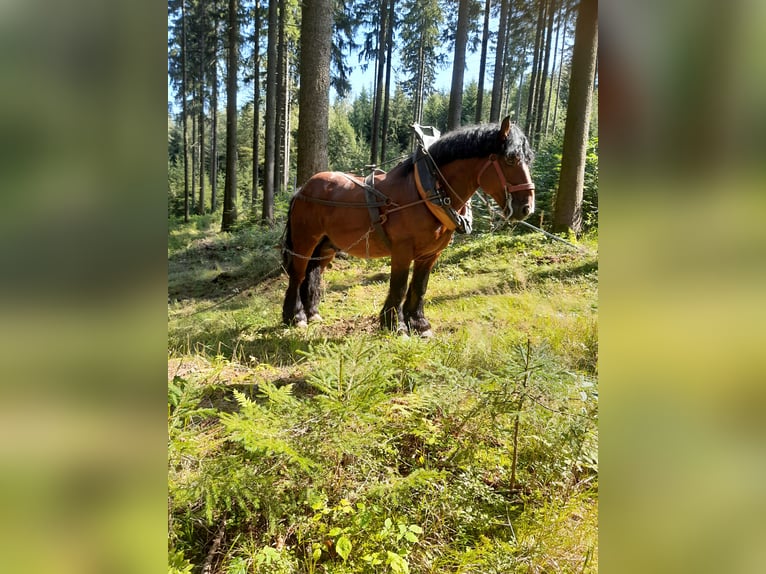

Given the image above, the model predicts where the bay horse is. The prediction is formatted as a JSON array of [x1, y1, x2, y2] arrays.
[[282, 116, 535, 336]]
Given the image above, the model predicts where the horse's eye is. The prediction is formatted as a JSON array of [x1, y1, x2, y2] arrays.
[[504, 156, 518, 167]]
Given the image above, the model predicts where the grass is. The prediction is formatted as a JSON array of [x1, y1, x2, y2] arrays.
[[168, 214, 598, 574]]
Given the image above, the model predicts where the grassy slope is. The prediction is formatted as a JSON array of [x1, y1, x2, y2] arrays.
[[168, 214, 598, 574]]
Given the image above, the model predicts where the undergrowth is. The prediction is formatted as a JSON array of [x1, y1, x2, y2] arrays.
[[168, 215, 598, 573]]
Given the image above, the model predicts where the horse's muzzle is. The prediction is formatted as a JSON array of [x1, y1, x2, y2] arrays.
[[509, 200, 534, 221]]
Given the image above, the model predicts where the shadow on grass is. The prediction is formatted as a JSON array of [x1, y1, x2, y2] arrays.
[[427, 258, 597, 307], [171, 322, 350, 369], [168, 261, 284, 302], [529, 259, 598, 283], [169, 222, 285, 302]]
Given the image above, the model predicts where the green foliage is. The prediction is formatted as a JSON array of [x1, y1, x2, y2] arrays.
[[168, 222, 598, 573], [532, 131, 599, 232], [328, 102, 370, 172]]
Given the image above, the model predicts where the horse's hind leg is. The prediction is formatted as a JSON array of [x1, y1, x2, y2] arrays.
[[282, 238, 322, 327], [300, 238, 336, 322], [282, 270, 308, 327]]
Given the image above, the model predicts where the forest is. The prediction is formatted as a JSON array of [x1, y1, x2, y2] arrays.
[[168, 0, 598, 572], [168, 0, 597, 233]]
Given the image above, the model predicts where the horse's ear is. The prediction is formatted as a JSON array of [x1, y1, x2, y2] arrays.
[[499, 116, 512, 141]]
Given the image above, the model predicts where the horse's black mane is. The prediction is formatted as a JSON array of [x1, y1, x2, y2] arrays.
[[427, 121, 534, 167]]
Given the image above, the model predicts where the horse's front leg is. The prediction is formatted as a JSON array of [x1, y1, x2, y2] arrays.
[[380, 255, 412, 333], [403, 256, 438, 337]]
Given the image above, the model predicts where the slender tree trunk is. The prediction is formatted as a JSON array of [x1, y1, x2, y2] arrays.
[[296, 0, 332, 186], [263, 0, 278, 223], [251, 0, 261, 208], [551, 7, 569, 134], [534, 0, 556, 142], [221, 0, 239, 230], [515, 64, 525, 120], [283, 66, 291, 191], [414, 38, 425, 126], [475, 0, 491, 123], [181, 0, 190, 222], [198, 54, 206, 214], [447, 0, 470, 131], [191, 102, 197, 213], [525, 0, 546, 134], [544, 0, 562, 136], [553, 0, 597, 234], [502, 8, 516, 118], [490, 0, 510, 122], [370, 0, 388, 165], [275, 0, 287, 196], [211, 44, 219, 211], [380, 0, 395, 162]]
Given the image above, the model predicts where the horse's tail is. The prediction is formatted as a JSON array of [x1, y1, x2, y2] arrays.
[[282, 193, 298, 272]]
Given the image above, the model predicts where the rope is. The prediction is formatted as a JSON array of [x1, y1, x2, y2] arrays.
[[513, 220, 595, 254], [475, 190, 595, 255], [168, 261, 285, 318], [282, 227, 375, 261]]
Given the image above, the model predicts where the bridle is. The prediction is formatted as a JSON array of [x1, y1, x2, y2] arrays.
[[476, 154, 536, 200]]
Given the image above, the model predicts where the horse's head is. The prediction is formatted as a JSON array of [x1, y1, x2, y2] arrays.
[[477, 116, 535, 221]]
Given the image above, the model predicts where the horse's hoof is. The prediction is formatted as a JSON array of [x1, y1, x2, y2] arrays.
[[295, 319, 308, 328], [307, 313, 323, 323], [419, 329, 433, 339]]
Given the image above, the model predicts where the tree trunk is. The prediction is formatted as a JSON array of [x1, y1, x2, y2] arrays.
[[475, 0, 491, 123], [198, 57, 206, 215], [553, 0, 597, 235], [489, 0, 510, 122], [263, 0, 278, 223], [275, 0, 287, 196], [534, 0, 556, 142], [251, 0, 261, 208], [551, 5, 569, 134], [296, 0, 333, 187], [370, 0, 388, 166], [211, 37, 218, 212], [447, 0, 470, 131], [283, 66, 291, 191], [544, 0, 563, 136], [221, 0, 239, 231], [191, 101, 197, 213], [525, 0, 546, 135], [181, 0, 190, 222], [197, 0, 209, 215], [415, 38, 425, 125], [380, 0, 395, 162]]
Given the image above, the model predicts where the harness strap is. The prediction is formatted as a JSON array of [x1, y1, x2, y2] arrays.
[[364, 181, 392, 249], [413, 147, 474, 234], [337, 172, 392, 249], [477, 155, 536, 194]]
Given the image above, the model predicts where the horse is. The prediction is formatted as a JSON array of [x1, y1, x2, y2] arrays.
[[281, 116, 535, 336]]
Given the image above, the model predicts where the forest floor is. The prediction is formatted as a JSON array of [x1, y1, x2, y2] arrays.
[[168, 213, 598, 574]]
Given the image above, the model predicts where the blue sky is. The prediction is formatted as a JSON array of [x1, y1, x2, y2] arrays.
[[337, 46, 486, 100]]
